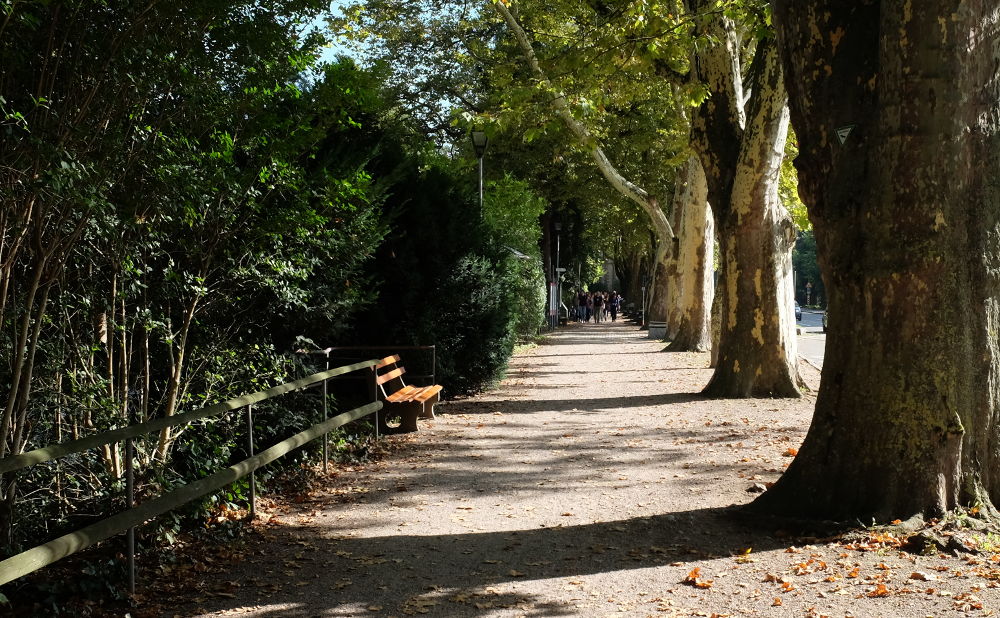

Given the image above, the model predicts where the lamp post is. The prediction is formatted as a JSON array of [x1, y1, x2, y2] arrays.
[[471, 131, 489, 217]]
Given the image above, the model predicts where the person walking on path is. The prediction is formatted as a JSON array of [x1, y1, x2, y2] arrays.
[[592, 292, 604, 323], [577, 290, 587, 322], [585, 293, 594, 322], [608, 290, 620, 322]]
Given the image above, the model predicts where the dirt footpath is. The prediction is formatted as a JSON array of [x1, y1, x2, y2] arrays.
[[165, 320, 1000, 617]]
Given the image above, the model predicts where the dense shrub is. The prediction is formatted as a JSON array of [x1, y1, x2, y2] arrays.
[[0, 3, 550, 608]]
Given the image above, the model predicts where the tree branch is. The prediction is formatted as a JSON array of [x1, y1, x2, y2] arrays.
[[491, 0, 675, 242]]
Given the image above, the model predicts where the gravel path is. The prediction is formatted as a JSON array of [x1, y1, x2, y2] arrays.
[[166, 320, 1000, 617]]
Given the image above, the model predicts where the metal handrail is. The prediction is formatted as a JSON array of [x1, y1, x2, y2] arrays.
[[0, 401, 381, 587], [306, 345, 437, 384], [0, 358, 379, 475], [0, 358, 383, 590]]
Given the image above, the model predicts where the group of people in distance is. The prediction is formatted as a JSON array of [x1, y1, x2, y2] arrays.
[[575, 290, 622, 323]]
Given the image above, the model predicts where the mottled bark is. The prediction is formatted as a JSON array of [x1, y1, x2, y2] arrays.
[[668, 156, 714, 352], [755, 1, 1000, 521], [691, 24, 801, 397], [647, 241, 672, 323], [623, 250, 643, 304], [665, 168, 686, 338]]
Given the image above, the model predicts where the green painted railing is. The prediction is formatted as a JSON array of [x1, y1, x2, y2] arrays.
[[0, 359, 383, 589]]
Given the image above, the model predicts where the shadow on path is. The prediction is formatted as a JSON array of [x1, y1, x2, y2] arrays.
[[160, 319, 821, 617], [174, 506, 804, 617], [445, 392, 707, 416]]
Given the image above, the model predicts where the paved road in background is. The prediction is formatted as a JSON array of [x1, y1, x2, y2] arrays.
[[797, 309, 826, 369]]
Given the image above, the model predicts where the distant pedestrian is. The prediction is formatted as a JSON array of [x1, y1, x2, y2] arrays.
[[586, 293, 594, 322], [608, 291, 620, 321], [593, 292, 604, 323], [577, 290, 587, 322]]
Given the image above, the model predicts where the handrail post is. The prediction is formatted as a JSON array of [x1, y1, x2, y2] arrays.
[[322, 352, 329, 474], [125, 436, 135, 596], [369, 368, 379, 442], [246, 404, 256, 519]]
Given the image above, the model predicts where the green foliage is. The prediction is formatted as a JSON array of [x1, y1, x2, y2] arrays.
[[782, 126, 810, 231], [333, 0, 697, 306], [344, 146, 529, 394], [484, 175, 547, 254], [427, 252, 519, 392], [792, 230, 825, 307], [0, 1, 395, 602], [483, 176, 548, 338], [510, 258, 548, 339], [0, 0, 549, 606]]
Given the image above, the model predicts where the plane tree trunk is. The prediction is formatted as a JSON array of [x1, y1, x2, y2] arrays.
[[754, 0, 1000, 521], [690, 18, 801, 397], [667, 155, 713, 351], [647, 241, 673, 324]]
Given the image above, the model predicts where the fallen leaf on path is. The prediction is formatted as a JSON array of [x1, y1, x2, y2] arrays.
[[683, 567, 713, 589]]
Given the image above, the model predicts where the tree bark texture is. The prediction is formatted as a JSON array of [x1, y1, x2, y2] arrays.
[[665, 170, 686, 338], [691, 25, 801, 397], [620, 250, 644, 305], [668, 155, 714, 352], [755, 1, 1000, 521], [647, 240, 673, 323]]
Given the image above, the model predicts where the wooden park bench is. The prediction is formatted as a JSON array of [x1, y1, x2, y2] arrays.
[[373, 354, 443, 433]]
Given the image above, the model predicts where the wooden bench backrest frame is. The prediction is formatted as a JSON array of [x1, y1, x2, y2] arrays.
[[374, 355, 409, 399]]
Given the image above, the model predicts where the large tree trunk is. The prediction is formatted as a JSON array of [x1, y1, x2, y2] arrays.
[[625, 251, 643, 310], [755, 1, 1000, 521], [665, 169, 686, 339], [692, 26, 802, 397], [647, 240, 672, 323], [668, 156, 714, 352]]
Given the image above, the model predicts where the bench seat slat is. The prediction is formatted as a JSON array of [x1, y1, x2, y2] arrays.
[[386, 385, 420, 402], [386, 384, 441, 403], [412, 385, 443, 402]]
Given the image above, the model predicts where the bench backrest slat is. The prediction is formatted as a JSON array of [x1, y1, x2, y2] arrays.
[[375, 354, 401, 369], [376, 367, 406, 385]]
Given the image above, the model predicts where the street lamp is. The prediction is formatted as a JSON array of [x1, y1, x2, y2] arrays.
[[471, 131, 489, 216]]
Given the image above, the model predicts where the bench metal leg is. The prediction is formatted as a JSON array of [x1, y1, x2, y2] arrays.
[[418, 393, 441, 419]]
